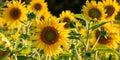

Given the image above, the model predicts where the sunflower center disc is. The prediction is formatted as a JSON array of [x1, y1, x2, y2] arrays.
[[63, 17, 70, 28], [105, 5, 115, 17], [40, 16, 44, 20], [89, 8, 101, 19], [34, 3, 41, 11], [41, 26, 59, 45], [10, 8, 21, 20], [63, 17, 70, 22]]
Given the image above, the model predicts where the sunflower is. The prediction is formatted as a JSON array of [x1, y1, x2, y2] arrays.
[[91, 23, 120, 49], [58, 10, 80, 29], [2, 0, 27, 29], [102, 0, 119, 21], [31, 11, 57, 28], [82, 1, 106, 21], [27, 0, 48, 17], [40, 11, 56, 21], [32, 18, 70, 56]]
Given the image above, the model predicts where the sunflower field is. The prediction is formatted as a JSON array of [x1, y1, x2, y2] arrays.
[[0, 0, 120, 60]]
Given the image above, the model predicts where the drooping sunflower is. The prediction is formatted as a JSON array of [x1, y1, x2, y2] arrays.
[[58, 10, 80, 29], [2, 0, 27, 29], [32, 18, 70, 56], [102, 0, 119, 21], [91, 23, 120, 49], [82, 1, 107, 21], [27, 0, 48, 17]]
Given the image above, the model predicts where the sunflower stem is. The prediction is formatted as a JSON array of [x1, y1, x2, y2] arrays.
[[77, 27, 86, 48], [75, 41, 79, 60], [91, 34, 101, 50], [85, 21, 90, 51], [79, 38, 86, 49], [85, 20, 90, 60], [76, 40, 82, 60], [13, 54, 18, 60], [94, 51, 98, 60], [49, 56, 51, 60], [35, 49, 40, 60], [118, 47, 120, 60], [45, 56, 48, 60], [78, 48, 82, 60], [119, 26, 120, 36], [26, 20, 32, 34]]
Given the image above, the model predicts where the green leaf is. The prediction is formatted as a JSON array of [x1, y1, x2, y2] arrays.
[[96, 46, 120, 56], [17, 56, 28, 60], [101, 29, 108, 37], [77, 42, 84, 48], [17, 56, 36, 60], [115, 12, 120, 21], [70, 44, 75, 49], [20, 34, 30, 39], [60, 52, 73, 58], [114, 20, 120, 24], [68, 21, 76, 28], [27, 12, 36, 21], [0, 44, 6, 51], [0, 2, 6, 8], [20, 46, 31, 55], [68, 30, 81, 40], [85, 51, 92, 57], [74, 14, 87, 20], [90, 22, 107, 30], [5, 33, 12, 37], [17, 43, 23, 48], [69, 30, 81, 36]]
